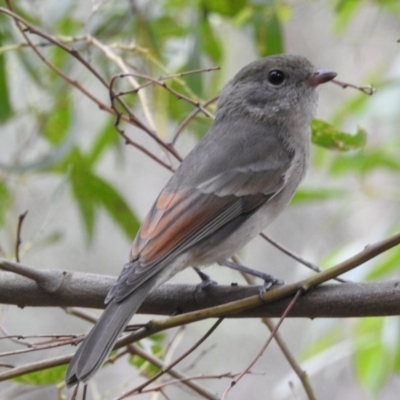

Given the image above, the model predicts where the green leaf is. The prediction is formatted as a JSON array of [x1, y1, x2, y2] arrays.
[[393, 319, 400, 373], [201, 0, 247, 17], [55, 146, 139, 242], [0, 30, 13, 122], [233, 6, 255, 26], [200, 16, 223, 63], [56, 12, 81, 36], [332, 0, 362, 34], [129, 354, 162, 378], [253, 8, 284, 57], [300, 327, 343, 360], [0, 182, 10, 227], [291, 187, 345, 205], [87, 173, 140, 240], [353, 318, 391, 394], [311, 119, 367, 151], [87, 119, 120, 167], [185, 40, 203, 96], [330, 146, 400, 176], [42, 94, 72, 145], [167, 74, 199, 122], [354, 341, 391, 394], [70, 162, 97, 242], [13, 365, 67, 385], [70, 163, 141, 243], [366, 244, 400, 280], [129, 334, 166, 377], [149, 16, 187, 44]]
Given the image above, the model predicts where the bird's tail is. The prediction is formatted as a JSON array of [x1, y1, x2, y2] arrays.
[[65, 275, 159, 387]]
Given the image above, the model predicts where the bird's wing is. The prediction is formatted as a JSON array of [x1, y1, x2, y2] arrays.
[[108, 121, 294, 302]]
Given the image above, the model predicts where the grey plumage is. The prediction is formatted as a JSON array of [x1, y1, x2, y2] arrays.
[[66, 54, 336, 387]]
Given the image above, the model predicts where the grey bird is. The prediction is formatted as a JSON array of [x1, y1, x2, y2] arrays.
[[66, 54, 336, 386]]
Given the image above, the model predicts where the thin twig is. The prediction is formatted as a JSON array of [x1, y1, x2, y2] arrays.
[[0, 325, 31, 348], [0, 354, 72, 381], [15, 211, 28, 262], [331, 79, 376, 95], [262, 319, 316, 400], [0, 339, 74, 358], [260, 232, 347, 283], [171, 95, 218, 145], [231, 255, 316, 400], [119, 372, 237, 397], [64, 308, 99, 324], [117, 72, 215, 119], [0, 259, 65, 292], [221, 290, 302, 399], [0, 334, 75, 341], [0, 5, 181, 163], [0, 35, 86, 55], [130, 67, 220, 92], [113, 231, 400, 349], [113, 115, 176, 172], [88, 36, 157, 133], [183, 344, 217, 372], [164, 325, 186, 364], [0, 6, 111, 113], [120, 319, 223, 399], [64, 309, 219, 399], [119, 344, 219, 400], [92, 37, 182, 162]]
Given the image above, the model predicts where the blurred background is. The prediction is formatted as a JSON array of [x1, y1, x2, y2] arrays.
[[1, 0, 400, 399]]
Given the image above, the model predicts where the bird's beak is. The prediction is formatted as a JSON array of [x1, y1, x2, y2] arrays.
[[306, 69, 337, 86]]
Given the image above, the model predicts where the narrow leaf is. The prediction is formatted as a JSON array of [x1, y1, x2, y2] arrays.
[[43, 94, 72, 145], [0, 182, 10, 227], [13, 365, 67, 385], [0, 31, 13, 121], [253, 8, 284, 57], [87, 119, 120, 167], [88, 173, 140, 240], [291, 187, 345, 205], [312, 119, 367, 151]]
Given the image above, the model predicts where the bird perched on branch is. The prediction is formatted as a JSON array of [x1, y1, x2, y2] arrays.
[[66, 54, 336, 386]]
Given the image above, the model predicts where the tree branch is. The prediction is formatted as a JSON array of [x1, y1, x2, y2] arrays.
[[1, 231, 399, 323], [1, 268, 399, 318]]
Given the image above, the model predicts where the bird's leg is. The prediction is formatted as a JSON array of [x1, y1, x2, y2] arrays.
[[193, 267, 218, 289], [220, 260, 284, 291], [192, 267, 218, 304]]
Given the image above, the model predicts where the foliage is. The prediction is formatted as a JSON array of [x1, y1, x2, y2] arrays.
[[0, 0, 400, 399], [13, 365, 67, 385]]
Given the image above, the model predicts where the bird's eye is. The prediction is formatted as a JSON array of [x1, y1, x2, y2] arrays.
[[268, 70, 285, 86]]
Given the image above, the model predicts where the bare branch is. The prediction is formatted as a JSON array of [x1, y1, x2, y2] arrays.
[[1, 232, 400, 382], [119, 319, 223, 399], [171, 95, 218, 145], [0, 5, 181, 162], [331, 79, 376, 95], [1, 231, 399, 315], [221, 290, 302, 399], [0, 260, 66, 293], [262, 319, 316, 400], [260, 232, 347, 283], [15, 211, 28, 262], [0, 354, 71, 381]]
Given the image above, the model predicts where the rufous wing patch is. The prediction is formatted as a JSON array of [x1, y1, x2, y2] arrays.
[[130, 188, 235, 264]]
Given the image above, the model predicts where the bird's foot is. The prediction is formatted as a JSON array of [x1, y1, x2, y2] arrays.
[[221, 260, 284, 291], [193, 267, 218, 303]]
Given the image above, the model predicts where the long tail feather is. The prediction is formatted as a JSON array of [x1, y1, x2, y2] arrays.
[[65, 275, 159, 387]]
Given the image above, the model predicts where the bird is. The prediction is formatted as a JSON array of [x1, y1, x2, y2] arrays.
[[66, 54, 336, 386]]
